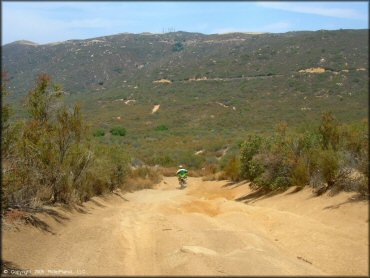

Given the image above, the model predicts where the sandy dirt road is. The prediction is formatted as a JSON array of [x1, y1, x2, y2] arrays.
[[2, 177, 368, 276]]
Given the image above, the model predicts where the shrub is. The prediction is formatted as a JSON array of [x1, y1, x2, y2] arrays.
[[222, 156, 241, 182], [25, 74, 62, 124], [129, 166, 161, 182], [291, 156, 310, 187], [125, 166, 162, 191], [172, 41, 184, 52], [55, 104, 84, 163], [172, 151, 205, 169], [153, 154, 174, 167], [158, 167, 177, 177], [2, 75, 95, 206], [110, 126, 127, 136], [240, 135, 263, 179], [155, 124, 169, 131], [329, 167, 366, 195], [2, 75, 133, 210], [1, 74, 19, 160], [357, 149, 369, 177], [93, 128, 105, 137], [228, 115, 367, 195], [289, 131, 321, 160], [319, 112, 340, 150], [271, 176, 290, 190], [91, 143, 130, 193], [188, 169, 204, 177], [203, 163, 219, 176], [316, 148, 339, 188], [341, 125, 359, 154], [247, 159, 264, 181], [251, 152, 292, 191]]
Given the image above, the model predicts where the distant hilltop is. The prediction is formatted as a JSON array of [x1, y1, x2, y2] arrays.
[[218, 32, 267, 35], [6, 29, 365, 46], [9, 40, 39, 46], [6, 30, 270, 46]]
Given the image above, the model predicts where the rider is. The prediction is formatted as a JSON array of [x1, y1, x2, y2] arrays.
[[176, 165, 188, 183]]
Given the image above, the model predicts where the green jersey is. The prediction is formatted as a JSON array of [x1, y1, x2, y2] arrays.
[[176, 168, 188, 178]]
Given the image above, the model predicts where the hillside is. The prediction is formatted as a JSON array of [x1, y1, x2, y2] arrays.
[[2, 29, 368, 164], [3, 30, 368, 97]]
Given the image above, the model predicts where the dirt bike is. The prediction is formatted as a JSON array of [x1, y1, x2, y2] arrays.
[[178, 176, 187, 189]]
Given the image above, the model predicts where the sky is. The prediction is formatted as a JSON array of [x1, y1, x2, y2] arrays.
[[2, 1, 369, 45]]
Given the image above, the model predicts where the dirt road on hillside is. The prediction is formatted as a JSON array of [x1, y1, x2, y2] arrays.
[[2, 177, 368, 276]]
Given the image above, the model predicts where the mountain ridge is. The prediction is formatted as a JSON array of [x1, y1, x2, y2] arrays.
[[2, 29, 368, 164], [6, 28, 365, 47], [3, 29, 367, 99]]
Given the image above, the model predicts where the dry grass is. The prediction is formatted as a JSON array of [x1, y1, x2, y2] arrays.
[[202, 172, 225, 181], [4, 209, 29, 223], [188, 169, 203, 177], [158, 167, 177, 177], [124, 166, 163, 191]]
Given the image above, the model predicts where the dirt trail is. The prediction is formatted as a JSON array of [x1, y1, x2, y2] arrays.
[[2, 177, 368, 276]]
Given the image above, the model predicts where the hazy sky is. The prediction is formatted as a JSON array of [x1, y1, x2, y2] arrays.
[[2, 1, 368, 44]]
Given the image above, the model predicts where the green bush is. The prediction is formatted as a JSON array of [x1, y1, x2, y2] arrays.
[[240, 135, 263, 179], [182, 153, 204, 169], [90, 143, 130, 192], [2, 76, 19, 160], [2, 75, 134, 210], [93, 128, 105, 137], [251, 152, 292, 191], [319, 112, 340, 150], [234, 114, 367, 195], [316, 148, 339, 187], [172, 41, 184, 52], [289, 131, 321, 159], [291, 156, 310, 187], [110, 126, 127, 136], [2, 75, 93, 206], [155, 124, 169, 131], [247, 158, 264, 181]]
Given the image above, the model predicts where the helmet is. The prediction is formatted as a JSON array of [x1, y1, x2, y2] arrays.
[[179, 165, 183, 168]]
